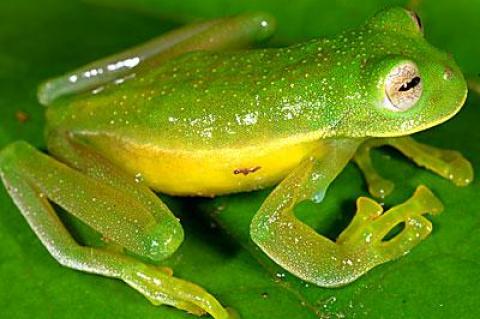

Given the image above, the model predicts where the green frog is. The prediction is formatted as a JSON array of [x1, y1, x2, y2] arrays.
[[0, 7, 473, 319]]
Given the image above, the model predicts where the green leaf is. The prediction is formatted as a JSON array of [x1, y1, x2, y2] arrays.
[[1, 0, 479, 318]]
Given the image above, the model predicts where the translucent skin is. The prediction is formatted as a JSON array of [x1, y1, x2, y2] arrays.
[[0, 7, 473, 319]]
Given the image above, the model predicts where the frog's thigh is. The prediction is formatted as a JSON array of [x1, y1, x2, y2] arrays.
[[47, 131, 188, 260], [7, 138, 183, 261], [250, 139, 443, 287], [0, 141, 229, 319], [354, 136, 473, 198], [38, 12, 276, 105]]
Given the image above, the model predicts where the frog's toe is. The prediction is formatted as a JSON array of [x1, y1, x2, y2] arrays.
[[353, 140, 395, 199], [122, 264, 229, 319], [337, 185, 442, 264], [369, 185, 443, 240], [440, 150, 474, 186], [368, 176, 395, 199], [381, 137, 474, 187], [379, 215, 432, 261]]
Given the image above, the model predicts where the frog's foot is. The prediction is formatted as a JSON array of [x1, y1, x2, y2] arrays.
[[123, 265, 230, 319], [354, 136, 473, 198], [252, 179, 443, 287], [337, 185, 443, 266]]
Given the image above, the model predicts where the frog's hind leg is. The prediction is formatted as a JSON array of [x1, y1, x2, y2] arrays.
[[354, 136, 473, 198], [38, 12, 276, 105], [250, 139, 443, 287], [0, 141, 229, 319]]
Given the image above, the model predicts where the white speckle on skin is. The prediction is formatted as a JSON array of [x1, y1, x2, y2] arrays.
[[235, 111, 259, 126], [107, 57, 140, 71]]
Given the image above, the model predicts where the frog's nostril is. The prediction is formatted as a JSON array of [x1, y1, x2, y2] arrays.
[[443, 67, 453, 80]]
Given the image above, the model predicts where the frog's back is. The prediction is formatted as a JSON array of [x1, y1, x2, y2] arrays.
[[48, 43, 342, 148], [46, 43, 342, 195]]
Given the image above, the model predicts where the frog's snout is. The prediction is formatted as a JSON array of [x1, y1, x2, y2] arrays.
[[440, 60, 469, 112]]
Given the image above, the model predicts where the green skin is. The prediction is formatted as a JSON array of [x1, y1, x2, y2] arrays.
[[0, 7, 474, 319]]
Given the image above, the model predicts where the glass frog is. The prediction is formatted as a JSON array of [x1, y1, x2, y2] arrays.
[[0, 7, 474, 319]]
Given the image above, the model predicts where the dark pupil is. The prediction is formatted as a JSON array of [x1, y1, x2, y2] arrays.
[[398, 76, 421, 92]]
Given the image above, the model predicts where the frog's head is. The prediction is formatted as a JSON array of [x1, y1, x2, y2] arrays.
[[338, 7, 467, 137]]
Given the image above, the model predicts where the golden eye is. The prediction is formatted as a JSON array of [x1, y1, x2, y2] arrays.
[[384, 61, 422, 112]]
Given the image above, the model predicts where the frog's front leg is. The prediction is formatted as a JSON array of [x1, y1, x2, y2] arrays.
[[250, 139, 443, 287], [354, 136, 473, 198], [0, 140, 230, 319]]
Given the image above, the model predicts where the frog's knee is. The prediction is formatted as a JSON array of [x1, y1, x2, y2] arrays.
[[241, 12, 277, 43], [144, 217, 184, 262], [0, 140, 36, 168]]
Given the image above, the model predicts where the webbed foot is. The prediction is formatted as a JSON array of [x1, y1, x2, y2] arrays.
[[338, 185, 443, 265]]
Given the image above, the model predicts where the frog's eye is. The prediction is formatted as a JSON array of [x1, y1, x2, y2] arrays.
[[407, 10, 423, 33], [384, 61, 422, 112]]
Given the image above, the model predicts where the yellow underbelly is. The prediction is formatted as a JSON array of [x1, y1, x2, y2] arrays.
[[87, 134, 324, 196]]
